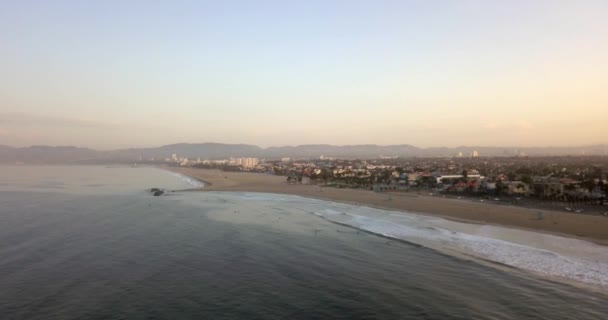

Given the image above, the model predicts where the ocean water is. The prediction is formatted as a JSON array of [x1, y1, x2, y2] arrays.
[[1, 166, 607, 319]]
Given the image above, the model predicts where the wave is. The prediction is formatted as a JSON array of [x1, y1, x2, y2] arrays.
[[310, 207, 608, 289], [166, 171, 204, 188], [194, 191, 608, 290]]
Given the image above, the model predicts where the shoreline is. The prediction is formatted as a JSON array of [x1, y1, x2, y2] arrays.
[[168, 167, 608, 245]]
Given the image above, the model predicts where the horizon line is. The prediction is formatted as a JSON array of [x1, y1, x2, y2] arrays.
[[2, 142, 608, 151]]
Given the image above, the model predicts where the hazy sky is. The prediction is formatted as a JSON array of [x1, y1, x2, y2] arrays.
[[1, 0, 607, 149]]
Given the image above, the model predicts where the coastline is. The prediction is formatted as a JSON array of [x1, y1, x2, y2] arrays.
[[168, 167, 608, 245]]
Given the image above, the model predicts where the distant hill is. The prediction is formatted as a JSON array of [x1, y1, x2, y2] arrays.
[[264, 144, 421, 159], [108, 143, 264, 161], [0, 145, 16, 161], [0, 146, 99, 163], [0, 143, 606, 163]]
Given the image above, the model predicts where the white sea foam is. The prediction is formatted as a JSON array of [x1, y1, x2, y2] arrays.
[[315, 207, 608, 288], [229, 192, 608, 289], [167, 171, 204, 188], [238, 193, 291, 202]]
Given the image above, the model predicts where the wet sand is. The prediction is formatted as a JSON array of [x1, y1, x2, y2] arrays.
[[170, 167, 608, 243]]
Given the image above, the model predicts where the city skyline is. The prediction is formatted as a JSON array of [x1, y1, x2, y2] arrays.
[[2, 142, 607, 164], [1, 1, 607, 148]]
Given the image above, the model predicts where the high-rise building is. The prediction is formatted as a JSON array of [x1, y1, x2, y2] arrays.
[[242, 157, 259, 168], [471, 150, 479, 158], [230, 157, 259, 169]]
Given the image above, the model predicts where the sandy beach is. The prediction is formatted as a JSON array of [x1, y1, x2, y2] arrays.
[[170, 167, 608, 243]]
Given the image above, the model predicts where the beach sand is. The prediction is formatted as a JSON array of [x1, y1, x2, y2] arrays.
[[170, 167, 608, 243]]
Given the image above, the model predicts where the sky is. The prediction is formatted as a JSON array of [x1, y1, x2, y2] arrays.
[[0, 0, 607, 149]]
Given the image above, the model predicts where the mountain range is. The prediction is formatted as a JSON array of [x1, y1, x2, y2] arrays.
[[1, 143, 607, 164]]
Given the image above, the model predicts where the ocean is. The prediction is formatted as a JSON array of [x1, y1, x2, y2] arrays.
[[0, 165, 606, 319]]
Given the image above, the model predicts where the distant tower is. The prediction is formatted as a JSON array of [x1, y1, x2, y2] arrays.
[[471, 150, 479, 158]]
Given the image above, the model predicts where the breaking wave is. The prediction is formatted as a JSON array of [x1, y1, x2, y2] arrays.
[[166, 171, 204, 188], [311, 207, 608, 289]]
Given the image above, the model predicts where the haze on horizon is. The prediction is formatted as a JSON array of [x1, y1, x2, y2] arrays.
[[1, 1, 606, 150]]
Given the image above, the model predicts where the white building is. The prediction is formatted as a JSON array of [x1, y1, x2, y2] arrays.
[[230, 157, 259, 169], [243, 157, 259, 168], [435, 174, 483, 184]]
